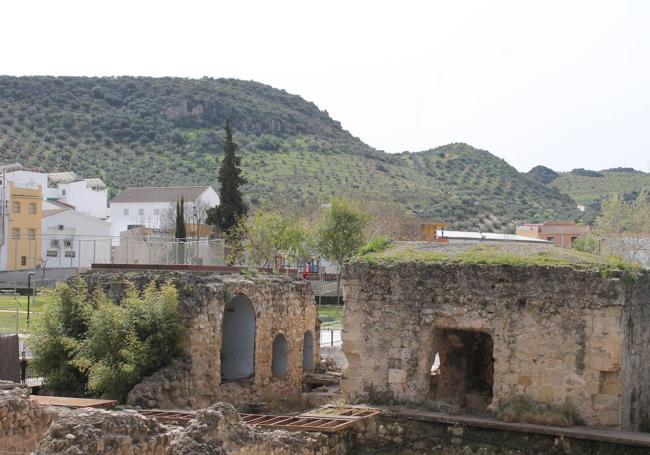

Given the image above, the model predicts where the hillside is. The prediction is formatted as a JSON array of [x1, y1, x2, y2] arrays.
[[525, 166, 650, 223], [550, 168, 650, 204], [525, 165, 559, 185], [0, 76, 578, 231]]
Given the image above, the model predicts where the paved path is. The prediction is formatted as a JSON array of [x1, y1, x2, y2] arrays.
[[381, 406, 650, 448]]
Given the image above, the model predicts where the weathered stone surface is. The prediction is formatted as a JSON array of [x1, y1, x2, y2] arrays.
[[75, 271, 319, 410], [167, 402, 347, 454], [35, 408, 172, 455], [0, 387, 54, 453], [341, 260, 650, 429]]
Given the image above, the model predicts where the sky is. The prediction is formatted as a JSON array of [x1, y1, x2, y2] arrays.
[[2, 0, 649, 173]]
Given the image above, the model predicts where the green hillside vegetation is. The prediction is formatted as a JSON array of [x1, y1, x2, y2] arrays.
[[0, 76, 578, 231], [551, 169, 650, 205], [525, 165, 559, 185]]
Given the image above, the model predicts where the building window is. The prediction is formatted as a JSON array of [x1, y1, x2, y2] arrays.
[[62, 189, 66, 195], [547, 236, 555, 242], [153, 208, 160, 216], [138, 208, 144, 216], [28, 203, 37, 215], [123, 208, 130, 216], [46, 250, 58, 257], [571, 236, 578, 245], [11, 228, 20, 239], [12, 201, 20, 213], [64, 250, 76, 258], [28, 228, 36, 240], [20, 256, 27, 266]]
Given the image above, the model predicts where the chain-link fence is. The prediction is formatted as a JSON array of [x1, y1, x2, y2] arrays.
[[0, 235, 226, 272], [113, 237, 225, 266]]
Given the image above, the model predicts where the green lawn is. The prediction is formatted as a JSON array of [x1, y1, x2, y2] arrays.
[[318, 304, 343, 324], [0, 294, 51, 334]]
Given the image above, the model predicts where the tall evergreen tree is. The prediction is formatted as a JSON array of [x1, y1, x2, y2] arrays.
[[175, 197, 187, 264], [207, 119, 248, 233], [175, 197, 187, 240]]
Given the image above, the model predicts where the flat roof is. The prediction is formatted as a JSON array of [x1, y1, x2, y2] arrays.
[[110, 186, 212, 203], [440, 230, 550, 243]]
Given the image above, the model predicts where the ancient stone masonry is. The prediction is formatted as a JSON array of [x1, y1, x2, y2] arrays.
[[33, 402, 354, 455], [341, 256, 650, 429], [0, 386, 54, 453], [35, 408, 173, 455], [76, 271, 320, 409]]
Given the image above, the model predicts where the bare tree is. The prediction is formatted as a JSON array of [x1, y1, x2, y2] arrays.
[[595, 191, 650, 264]]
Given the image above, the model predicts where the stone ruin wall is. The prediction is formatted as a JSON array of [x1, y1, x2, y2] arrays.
[[77, 271, 320, 409], [0, 387, 54, 454], [341, 262, 650, 429], [0, 387, 352, 455], [620, 272, 650, 430]]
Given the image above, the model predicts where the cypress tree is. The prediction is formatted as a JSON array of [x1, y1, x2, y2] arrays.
[[207, 119, 247, 233], [175, 197, 187, 240]]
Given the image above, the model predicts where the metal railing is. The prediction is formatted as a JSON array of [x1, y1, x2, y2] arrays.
[[320, 321, 342, 347]]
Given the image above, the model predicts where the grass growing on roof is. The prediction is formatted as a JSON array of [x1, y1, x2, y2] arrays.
[[357, 235, 392, 256], [357, 241, 642, 275]]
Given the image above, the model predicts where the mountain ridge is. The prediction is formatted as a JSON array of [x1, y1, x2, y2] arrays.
[[0, 75, 583, 231]]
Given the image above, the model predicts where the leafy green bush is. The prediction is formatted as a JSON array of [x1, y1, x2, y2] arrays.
[[29, 279, 181, 401]]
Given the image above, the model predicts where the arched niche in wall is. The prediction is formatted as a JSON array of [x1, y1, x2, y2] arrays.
[[303, 331, 314, 372], [272, 333, 289, 377], [220, 294, 256, 380]]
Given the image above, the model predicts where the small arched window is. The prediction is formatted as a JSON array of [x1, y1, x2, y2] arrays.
[[303, 331, 314, 372], [272, 334, 289, 377]]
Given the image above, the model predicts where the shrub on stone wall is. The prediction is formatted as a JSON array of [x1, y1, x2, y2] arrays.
[[29, 278, 181, 401]]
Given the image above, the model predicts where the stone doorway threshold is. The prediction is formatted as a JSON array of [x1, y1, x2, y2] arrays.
[[380, 405, 650, 448]]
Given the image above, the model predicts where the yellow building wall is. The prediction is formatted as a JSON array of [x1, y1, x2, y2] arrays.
[[6, 183, 42, 271]]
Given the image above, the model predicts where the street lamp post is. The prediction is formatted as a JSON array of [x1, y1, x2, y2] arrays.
[[26, 271, 35, 326]]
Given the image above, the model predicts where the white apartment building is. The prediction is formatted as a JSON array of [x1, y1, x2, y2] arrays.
[[46, 172, 109, 219], [108, 186, 219, 239], [0, 163, 48, 191], [41, 201, 111, 269], [0, 164, 108, 218]]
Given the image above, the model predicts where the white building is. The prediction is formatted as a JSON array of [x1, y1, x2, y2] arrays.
[[0, 163, 48, 191], [108, 186, 219, 239], [46, 172, 109, 219], [41, 201, 111, 269]]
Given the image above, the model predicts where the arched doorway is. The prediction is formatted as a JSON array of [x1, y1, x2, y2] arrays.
[[303, 331, 314, 372], [220, 294, 256, 380], [272, 334, 289, 377], [430, 328, 494, 413]]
